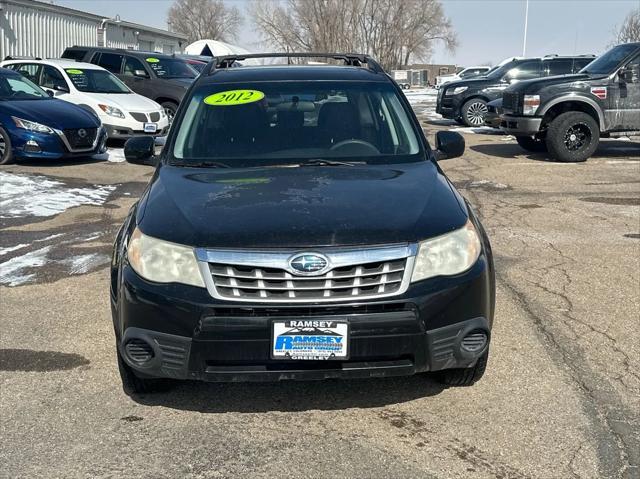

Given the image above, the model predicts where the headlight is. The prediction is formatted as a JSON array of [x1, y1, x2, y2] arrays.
[[522, 95, 540, 115], [411, 220, 481, 283], [98, 104, 125, 119], [127, 228, 205, 287], [446, 86, 468, 95], [11, 117, 55, 135]]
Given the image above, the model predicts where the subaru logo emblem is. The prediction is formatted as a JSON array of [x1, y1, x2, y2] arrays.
[[77, 129, 87, 138], [289, 253, 329, 276]]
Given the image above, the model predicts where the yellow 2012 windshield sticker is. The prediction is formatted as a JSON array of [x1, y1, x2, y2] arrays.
[[66, 69, 84, 74], [204, 90, 265, 106], [146, 58, 160, 63]]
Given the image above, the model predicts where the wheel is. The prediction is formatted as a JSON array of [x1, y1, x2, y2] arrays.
[[436, 352, 488, 387], [545, 111, 599, 162], [160, 101, 178, 125], [0, 127, 14, 165], [116, 348, 172, 395], [515, 135, 547, 152], [461, 98, 488, 127]]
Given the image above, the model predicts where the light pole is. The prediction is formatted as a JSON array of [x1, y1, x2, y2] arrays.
[[522, 0, 529, 56]]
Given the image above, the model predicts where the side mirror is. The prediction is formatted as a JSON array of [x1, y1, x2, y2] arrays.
[[619, 68, 634, 83], [434, 131, 465, 161], [134, 69, 148, 78], [124, 136, 157, 166], [46, 90, 54, 97]]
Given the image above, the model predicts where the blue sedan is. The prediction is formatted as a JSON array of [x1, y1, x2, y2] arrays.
[[0, 67, 107, 164]]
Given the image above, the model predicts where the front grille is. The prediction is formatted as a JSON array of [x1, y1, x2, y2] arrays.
[[502, 91, 522, 114], [63, 128, 97, 149], [148, 112, 161, 122], [130, 112, 148, 122], [208, 259, 408, 301]]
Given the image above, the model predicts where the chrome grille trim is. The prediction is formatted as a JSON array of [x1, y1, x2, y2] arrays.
[[195, 244, 417, 303]]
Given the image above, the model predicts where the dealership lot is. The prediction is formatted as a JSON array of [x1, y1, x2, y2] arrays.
[[1, 91, 639, 478]]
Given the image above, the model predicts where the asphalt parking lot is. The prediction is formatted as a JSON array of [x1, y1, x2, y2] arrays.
[[1, 89, 639, 478]]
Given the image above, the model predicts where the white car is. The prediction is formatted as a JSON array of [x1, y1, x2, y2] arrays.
[[0, 59, 169, 139], [435, 66, 491, 88]]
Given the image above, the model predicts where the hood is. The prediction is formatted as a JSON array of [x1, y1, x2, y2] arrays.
[[137, 162, 468, 248], [87, 92, 161, 112], [0, 98, 100, 129], [162, 78, 194, 88], [443, 77, 496, 91], [505, 73, 604, 93]]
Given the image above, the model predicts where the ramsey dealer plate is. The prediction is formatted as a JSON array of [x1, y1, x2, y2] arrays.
[[272, 320, 349, 360]]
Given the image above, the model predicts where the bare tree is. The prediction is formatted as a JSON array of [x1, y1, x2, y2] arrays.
[[167, 0, 242, 44], [252, 0, 457, 70], [612, 8, 640, 45]]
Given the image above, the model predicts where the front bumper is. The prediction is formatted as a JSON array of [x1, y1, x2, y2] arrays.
[[113, 255, 494, 382], [104, 124, 170, 139], [9, 127, 107, 159], [499, 115, 543, 136]]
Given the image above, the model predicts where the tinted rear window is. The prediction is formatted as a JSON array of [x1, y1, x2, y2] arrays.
[[61, 49, 88, 62]]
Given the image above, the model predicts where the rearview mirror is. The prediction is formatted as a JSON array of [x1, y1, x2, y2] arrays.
[[125, 136, 157, 166], [434, 131, 465, 161], [54, 84, 69, 93]]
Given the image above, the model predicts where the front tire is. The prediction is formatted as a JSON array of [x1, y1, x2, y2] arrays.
[[545, 111, 599, 162], [516, 135, 547, 152], [160, 101, 178, 125], [0, 127, 14, 165], [116, 348, 172, 395], [461, 99, 488, 127], [436, 352, 488, 387]]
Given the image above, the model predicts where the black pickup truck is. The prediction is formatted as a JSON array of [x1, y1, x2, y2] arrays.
[[500, 42, 640, 162]]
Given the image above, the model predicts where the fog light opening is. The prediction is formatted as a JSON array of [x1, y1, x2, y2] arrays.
[[24, 140, 41, 153], [461, 330, 488, 353], [125, 339, 154, 364]]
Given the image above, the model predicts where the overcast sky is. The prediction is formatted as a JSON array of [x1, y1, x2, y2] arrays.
[[55, 0, 640, 66]]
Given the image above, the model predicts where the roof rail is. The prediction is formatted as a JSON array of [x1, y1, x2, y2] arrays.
[[3, 56, 43, 61], [204, 52, 385, 75]]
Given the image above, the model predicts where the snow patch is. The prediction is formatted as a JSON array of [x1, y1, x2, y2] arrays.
[[0, 246, 52, 286], [0, 244, 29, 256], [0, 172, 115, 218]]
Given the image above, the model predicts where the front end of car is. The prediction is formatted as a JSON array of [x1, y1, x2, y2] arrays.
[[99, 104, 169, 139], [111, 211, 494, 383], [7, 112, 107, 160], [436, 82, 473, 119], [498, 88, 543, 135]]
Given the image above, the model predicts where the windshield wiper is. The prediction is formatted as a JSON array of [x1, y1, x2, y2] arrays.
[[174, 160, 231, 168], [298, 159, 362, 167]]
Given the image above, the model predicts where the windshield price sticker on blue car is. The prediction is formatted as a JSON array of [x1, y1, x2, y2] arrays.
[[272, 320, 349, 360], [204, 89, 265, 106]]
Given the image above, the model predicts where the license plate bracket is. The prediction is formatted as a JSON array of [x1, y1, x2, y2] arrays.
[[271, 319, 349, 360], [143, 122, 158, 133]]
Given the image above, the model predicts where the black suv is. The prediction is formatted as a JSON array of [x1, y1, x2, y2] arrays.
[[501, 43, 640, 162], [111, 53, 495, 394], [62, 46, 199, 122], [436, 55, 595, 127]]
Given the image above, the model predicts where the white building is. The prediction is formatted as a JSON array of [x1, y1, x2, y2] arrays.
[[0, 0, 187, 58]]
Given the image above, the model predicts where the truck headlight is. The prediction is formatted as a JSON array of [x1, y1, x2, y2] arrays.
[[12, 117, 55, 135], [127, 228, 205, 287], [411, 220, 481, 283], [446, 86, 468, 95], [98, 104, 125, 119], [522, 95, 540, 115]]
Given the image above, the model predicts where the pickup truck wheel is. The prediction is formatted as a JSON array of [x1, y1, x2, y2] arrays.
[[515, 135, 547, 152], [461, 99, 488, 127], [116, 348, 173, 395], [160, 101, 178, 125], [0, 127, 14, 165], [546, 111, 599, 162], [436, 351, 488, 387]]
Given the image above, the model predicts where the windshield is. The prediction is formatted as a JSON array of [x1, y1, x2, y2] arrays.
[[65, 68, 130, 93], [145, 57, 197, 79], [172, 81, 423, 166], [0, 74, 49, 100], [580, 44, 639, 75], [486, 61, 518, 80]]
